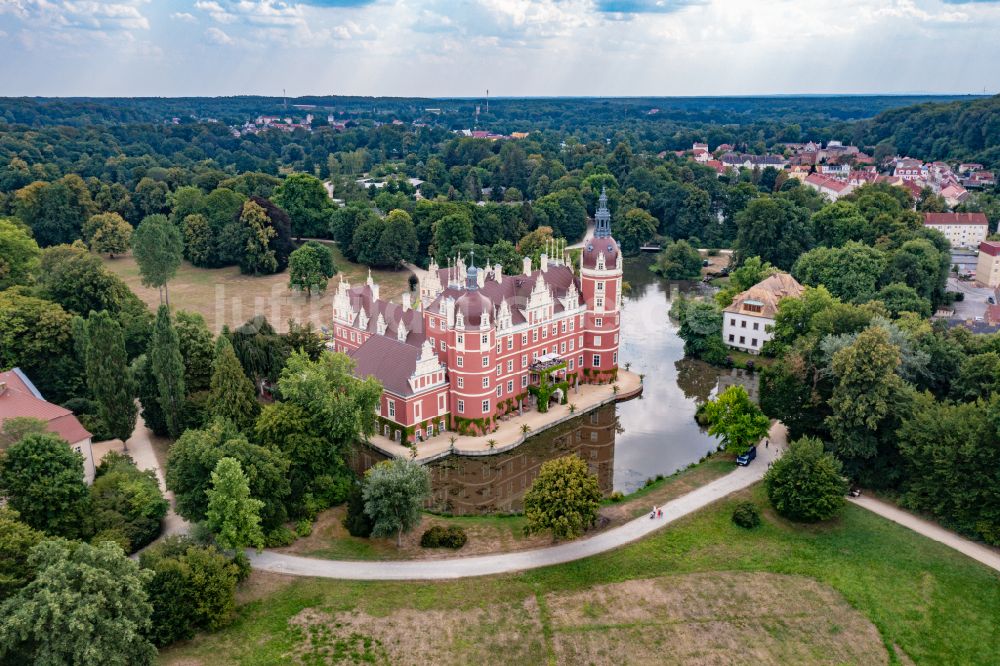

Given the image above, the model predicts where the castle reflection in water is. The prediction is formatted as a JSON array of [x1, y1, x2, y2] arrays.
[[352, 404, 617, 515]]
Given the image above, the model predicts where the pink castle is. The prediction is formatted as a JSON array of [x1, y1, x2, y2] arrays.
[[330, 188, 623, 444]]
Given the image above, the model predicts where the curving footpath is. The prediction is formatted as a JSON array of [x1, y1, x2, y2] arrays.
[[248, 426, 783, 580]]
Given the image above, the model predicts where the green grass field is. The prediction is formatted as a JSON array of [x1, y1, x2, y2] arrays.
[[160, 485, 1000, 665]]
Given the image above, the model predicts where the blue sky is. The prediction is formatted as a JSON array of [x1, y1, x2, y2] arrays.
[[1, 0, 998, 96]]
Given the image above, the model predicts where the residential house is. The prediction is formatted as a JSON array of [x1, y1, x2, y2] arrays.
[[722, 274, 805, 354], [924, 212, 989, 248], [0, 368, 95, 483], [977, 241, 1000, 287], [804, 173, 853, 200]]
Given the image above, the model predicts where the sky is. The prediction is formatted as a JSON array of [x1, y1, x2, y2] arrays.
[[1, 0, 999, 97]]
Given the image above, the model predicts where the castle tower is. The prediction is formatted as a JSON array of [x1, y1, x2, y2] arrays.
[[579, 186, 622, 378]]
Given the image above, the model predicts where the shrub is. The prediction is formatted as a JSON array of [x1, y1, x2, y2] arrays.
[[264, 526, 296, 548], [732, 501, 761, 529], [295, 519, 313, 537], [420, 525, 467, 549], [343, 483, 373, 537], [609, 491, 625, 502], [91, 451, 169, 552], [764, 436, 848, 522]]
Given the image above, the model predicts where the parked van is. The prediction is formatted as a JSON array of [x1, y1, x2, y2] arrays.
[[736, 446, 757, 466]]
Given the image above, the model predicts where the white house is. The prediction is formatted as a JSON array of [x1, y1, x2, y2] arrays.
[[923, 212, 989, 249], [723, 274, 804, 354]]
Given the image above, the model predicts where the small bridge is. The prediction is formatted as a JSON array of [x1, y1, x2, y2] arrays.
[[639, 244, 662, 252]]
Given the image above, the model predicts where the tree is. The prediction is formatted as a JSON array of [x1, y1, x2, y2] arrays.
[[0, 416, 47, 449], [702, 385, 771, 456], [523, 454, 602, 540], [272, 173, 332, 238], [207, 336, 259, 432], [85, 310, 137, 446], [613, 208, 657, 256], [139, 536, 239, 646], [182, 213, 212, 266], [132, 214, 183, 305], [897, 397, 1000, 545], [288, 240, 336, 296], [0, 433, 90, 539], [166, 420, 289, 530], [0, 509, 43, 600], [791, 242, 887, 303], [0, 539, 156, 666], [674, 298, 728, 365], [175, 310, 215, 393], [375, 209, 419, 268], [826, 326, 911, 485], [875, 282, 932, 318], [235, 200, 277, 275], [651, 239, 702, 279], [809, 201, 871, 247], [362, 458, 429, 547], [205, 457, 265, 552], [90, 452, 168, 553], [735, 196, 812, 270], [149, 305, 187, 438], [14, 175, 95, 247], [83, 212, 132, 258], [884, 238, 947, 303], [351, 217, 385, 266], [433, 212, 474, 261], [0, 290, 84, 404], [714, 256, 777, 308], [0, 217, 40, 290], [764, 436, 848, 522]]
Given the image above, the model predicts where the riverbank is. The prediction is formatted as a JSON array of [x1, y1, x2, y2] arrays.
[[364, 370, 644, 463]]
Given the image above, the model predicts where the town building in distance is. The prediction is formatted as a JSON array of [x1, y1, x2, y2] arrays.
[[329, 188, 623, 443]]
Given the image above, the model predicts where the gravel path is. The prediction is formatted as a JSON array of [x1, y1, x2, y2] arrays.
[[849, 496, 1000, 573], [248, 425, 785, 580]]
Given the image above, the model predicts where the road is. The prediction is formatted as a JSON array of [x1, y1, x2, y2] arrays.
[[849, 496, 1000, 573], [248, 424, 784, 580]]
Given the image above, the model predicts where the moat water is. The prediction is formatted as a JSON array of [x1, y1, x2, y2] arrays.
[[352, 256, 759, 514]]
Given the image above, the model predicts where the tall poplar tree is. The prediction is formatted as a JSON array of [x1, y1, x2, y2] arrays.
[[205, 457, 264, 552], [207, 336, 258, 432], [149, 306, 186, 438], [85, 310, 137, 446], [132, 214, 183, 306]]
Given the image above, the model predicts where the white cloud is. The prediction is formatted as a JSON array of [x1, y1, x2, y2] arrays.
[[205, 26, 234, 44], [170, 11, 198, 23]]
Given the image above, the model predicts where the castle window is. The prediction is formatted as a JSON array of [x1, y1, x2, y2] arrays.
[[458, 400, 465, 413], [482, 400, 490, 413], [597, 281, 604, 292], [388, 401, 395, 418], [522, 355, 527, 367], [594, 336, 602, 345], [457, 357, 464, 367], [521, 375, 528, 388], [482, 377, 489, 389], [507, 360, 513, 372], [522, 334, 527, 345], [596, 297, 603, 308], [430, 319, 435, 328], [496, 386, 502, 397], [507, 337, 513, 350], [593, 354, 601, 367], [595, 318, 602, 327], [440, 340, 446, 351], [458, 334, 464, 345], [482, 356, 489, 368], [457, 377, 464, 388], [533, 330, 538, 342], [482, 334, 488, 345], [613, 351, 618, 364], [507, 380, 513, 393]]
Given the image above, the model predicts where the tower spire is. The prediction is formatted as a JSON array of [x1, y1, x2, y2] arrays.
[[594, 185, 612, 239]]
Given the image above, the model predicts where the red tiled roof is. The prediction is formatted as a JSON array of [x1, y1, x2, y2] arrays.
[[923, 212, 988, 226], [805, 173, 850, 192], [0, 369, 90, 445], [979, 241, 1000, 257], [350, 335, 423, 397]]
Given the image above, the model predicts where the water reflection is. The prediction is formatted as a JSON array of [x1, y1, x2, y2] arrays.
[[351, 256, 762, 511]]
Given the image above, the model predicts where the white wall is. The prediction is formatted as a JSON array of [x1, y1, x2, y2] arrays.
[[722, 312, 773, 354]]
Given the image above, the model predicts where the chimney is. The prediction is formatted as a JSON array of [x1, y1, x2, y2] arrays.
[[540, 252, 548, 272], [523, 256, 532, 275], [0, 381, 6, 396], [402, 293, 411, 311]]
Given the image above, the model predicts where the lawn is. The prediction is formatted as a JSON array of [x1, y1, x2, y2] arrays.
[[159, 485, 1000, 665], [275, 454, 734, 561], [102, 244, 411, 333]]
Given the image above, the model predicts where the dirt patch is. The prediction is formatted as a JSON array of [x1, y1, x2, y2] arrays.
[[700, 250, 732, 277], [287, 597, 546, 665], [235, 570, 296, 605], [103, 248, 410, 334], [545, 572, 887, 665]]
